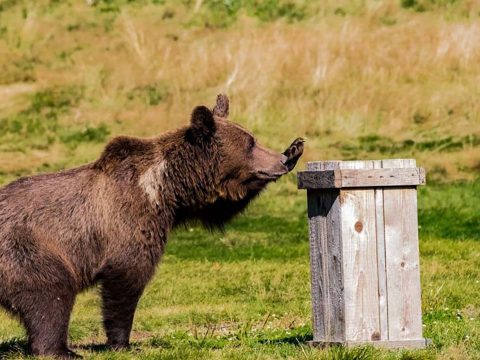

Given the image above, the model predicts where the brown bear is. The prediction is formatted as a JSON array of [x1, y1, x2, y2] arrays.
[[0, 94, 304, 358]]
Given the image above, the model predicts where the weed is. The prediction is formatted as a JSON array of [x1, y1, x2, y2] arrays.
[[60, 124, 110, 149], [401, 0, 418, 9], [127, 83, 169, 106], [249, 0, 306, 23]]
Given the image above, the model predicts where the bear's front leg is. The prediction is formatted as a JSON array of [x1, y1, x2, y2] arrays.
[[101, 272, 147, 349]]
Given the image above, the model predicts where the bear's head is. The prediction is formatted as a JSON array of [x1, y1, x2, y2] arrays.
[[175, 94, 304, 229]]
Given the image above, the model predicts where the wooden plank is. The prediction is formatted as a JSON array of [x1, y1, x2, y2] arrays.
[[373, 160, 388, 341], [307, 161, 326, 171], [307, 161, 340, 170], [309, 161, 346, 341], [382, 159, 423, 341], [340, 168, 425, 188], [308, 339, 429, 349], [339, 161, 381, 341], [297, 168, 426, 189], [306, 161, 345, 342], [307, 189, 327, 341], [325, 190, 345, 341], [297, 170, 340, 189]]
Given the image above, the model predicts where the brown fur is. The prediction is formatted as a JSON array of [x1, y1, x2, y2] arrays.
[[0, 95, 303, 358]]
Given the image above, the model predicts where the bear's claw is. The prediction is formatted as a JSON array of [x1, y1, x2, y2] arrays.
[[282, 137, 305, 172]]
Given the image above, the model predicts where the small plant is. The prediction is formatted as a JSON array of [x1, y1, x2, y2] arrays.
[[248, 0, 306, 23], [127, 83, 169, 106], [30, 87, 82, 113], [60, 124, 110, 149], [334, 7, 346, 16], [401, 0, 418, 9]]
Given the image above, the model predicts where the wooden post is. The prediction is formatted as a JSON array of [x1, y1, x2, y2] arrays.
[[297, 159, 429, 349]]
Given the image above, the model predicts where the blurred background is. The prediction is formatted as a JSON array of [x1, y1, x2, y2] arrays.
[[0, 1, 479, 359], [1, 0, 479, 183]]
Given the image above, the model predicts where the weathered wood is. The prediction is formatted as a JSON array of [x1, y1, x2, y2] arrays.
[[308, 338, 430, 349], [297, 170, 341, 189], [297, 168, 426, 189], [307, 158, 327, 341], [306, 161, 345, 342], [307, 189, 327, 341], [338, 161, 380, 342], [382, 159, 423, 340], [325, 193, 345, 341], [300, 159, 427, 349], [340, 167, 425, 187], [373, 160, 389, 341]]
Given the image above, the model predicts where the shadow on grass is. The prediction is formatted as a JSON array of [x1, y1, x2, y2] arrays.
[[0, 337, 29, 357], [76, 342, 147, 355], [76, 343, 112, 352], [418, 179, 480, 241], [258, 333, 313, 345], [168, 214, 308, 261], [0, 333, 315, 357], [419, 208, 480, 241], [0, 339, 135, 357]]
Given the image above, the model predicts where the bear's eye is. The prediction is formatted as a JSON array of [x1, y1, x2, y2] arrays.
[[248, 137, 256, 151]]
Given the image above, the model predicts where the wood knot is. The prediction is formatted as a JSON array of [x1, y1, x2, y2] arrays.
[[371, 331, 381, 341], [354, 221, 363, 233]]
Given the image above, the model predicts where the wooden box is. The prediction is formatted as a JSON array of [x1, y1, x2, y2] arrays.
[[297, 159, 428, 348]]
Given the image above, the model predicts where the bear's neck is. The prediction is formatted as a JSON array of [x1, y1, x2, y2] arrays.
[[140, 135, 221, 227]]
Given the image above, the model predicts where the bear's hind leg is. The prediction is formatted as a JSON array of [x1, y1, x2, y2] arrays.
[[15, 289, 78, 358], [1, 229, 80, 358]]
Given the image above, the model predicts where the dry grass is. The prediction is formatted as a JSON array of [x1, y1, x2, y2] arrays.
[[0, 0, 479, 180]]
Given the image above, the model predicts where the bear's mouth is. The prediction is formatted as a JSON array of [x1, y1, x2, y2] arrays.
[[243, 170, 286, 192], [254, 170, 286, 181]]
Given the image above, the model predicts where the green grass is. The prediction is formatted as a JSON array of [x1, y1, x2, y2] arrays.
[[1, 177, 479, 359]]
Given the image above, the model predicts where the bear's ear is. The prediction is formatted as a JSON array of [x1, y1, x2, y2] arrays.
[[189, 105, 216, 141], [213, 93, 229, 118]]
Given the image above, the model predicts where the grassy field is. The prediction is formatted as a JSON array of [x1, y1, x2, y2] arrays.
[[0, 179, 479, 359], [0, 0, 479, 359]]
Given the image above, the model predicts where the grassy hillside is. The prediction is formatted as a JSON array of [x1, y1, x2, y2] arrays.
[[0, 0, 479, 359], [0, 0, 480, 182]]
